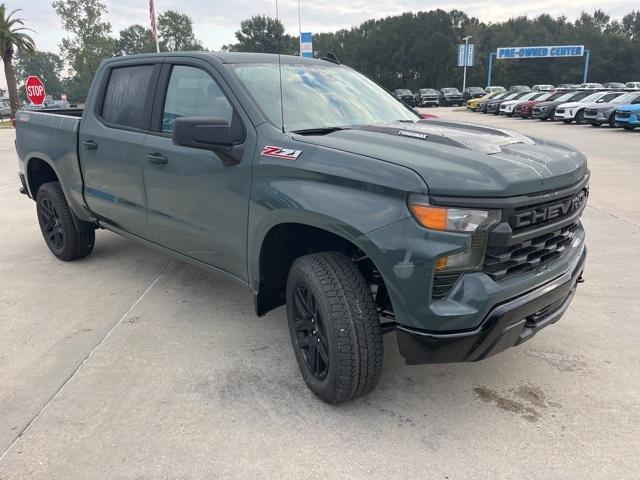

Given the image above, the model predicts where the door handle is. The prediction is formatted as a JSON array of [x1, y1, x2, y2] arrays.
[[82, 139, 98, 150], [146, 153, 168, 165]]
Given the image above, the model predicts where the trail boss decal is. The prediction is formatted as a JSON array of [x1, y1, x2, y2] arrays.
[[261, 146, 302, 160]]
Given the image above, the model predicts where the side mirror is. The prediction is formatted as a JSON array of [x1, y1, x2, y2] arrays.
[[172, 112, 244, 151]]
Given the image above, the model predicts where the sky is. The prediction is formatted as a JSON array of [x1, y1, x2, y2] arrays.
[[3, 0, 638, 89]]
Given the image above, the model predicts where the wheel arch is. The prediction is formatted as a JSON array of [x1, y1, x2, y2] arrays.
[[251, 216, 393, 318]]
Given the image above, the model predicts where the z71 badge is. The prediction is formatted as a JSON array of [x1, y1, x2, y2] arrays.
[[261, 146, 302, 160]]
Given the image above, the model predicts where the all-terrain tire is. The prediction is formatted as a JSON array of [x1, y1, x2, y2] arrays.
[[286, 252, 383, 404], [36, 181, 95, 261]]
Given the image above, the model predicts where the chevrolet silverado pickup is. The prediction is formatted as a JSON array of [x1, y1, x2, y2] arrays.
[[15, 52, 588, 404]]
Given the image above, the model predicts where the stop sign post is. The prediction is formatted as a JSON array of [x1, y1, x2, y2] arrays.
[[25, 76, 46, 106]]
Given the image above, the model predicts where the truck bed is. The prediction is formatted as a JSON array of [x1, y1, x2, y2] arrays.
[[15, 109, 89, 222]]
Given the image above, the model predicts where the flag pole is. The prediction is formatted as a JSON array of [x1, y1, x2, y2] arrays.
[[150, 0, 160, 53]]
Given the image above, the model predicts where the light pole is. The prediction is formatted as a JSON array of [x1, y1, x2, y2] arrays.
[[462, 35, 472, 93], [298, 0, 302, 56]]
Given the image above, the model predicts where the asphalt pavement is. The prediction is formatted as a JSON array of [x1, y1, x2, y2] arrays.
[[1, 109, 638, 479]]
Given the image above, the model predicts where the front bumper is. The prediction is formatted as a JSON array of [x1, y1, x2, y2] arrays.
[[532, 108, 554, 119], [554, 109, 575, 120], [614, 112, 639, 126], [397, 247, 586, 364]]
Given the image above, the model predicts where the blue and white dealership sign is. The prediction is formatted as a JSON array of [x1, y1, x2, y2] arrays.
[[457, 44, 475, 66], [497, 45, 584, 59], [300, 32, 313, 58]]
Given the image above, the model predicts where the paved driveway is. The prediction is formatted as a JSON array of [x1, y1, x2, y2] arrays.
[[1, 112, 638, 479]]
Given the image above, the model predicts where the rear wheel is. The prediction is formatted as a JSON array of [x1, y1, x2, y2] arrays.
[[286, 252, 383, 404], [36, 182, 95, 261], [608, 116, 617, 127]]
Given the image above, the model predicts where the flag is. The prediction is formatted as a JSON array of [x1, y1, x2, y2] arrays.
[[149, 0, 159, 52]]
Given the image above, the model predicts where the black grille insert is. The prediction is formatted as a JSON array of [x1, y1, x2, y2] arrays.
[[432, 273, 461, 300], [484, 222, 579, 281]]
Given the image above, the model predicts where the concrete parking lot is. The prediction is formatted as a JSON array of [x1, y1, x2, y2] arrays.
[[1, 109, 639, 479]]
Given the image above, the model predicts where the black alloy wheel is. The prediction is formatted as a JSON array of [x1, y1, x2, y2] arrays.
[[40, 196, 65, 252], [292, 285, 329, 380]]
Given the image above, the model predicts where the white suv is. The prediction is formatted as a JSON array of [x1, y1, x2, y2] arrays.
[[554, 91, 624, 123]]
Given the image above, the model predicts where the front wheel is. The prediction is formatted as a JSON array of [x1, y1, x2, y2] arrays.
[[576, 110, 585, 124], [36, 181, 95, 261], [624, 126, 636, 130], [286, 252, 383, 404]]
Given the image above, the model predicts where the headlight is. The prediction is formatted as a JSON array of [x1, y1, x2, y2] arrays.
[[408, 195, 501, 273], [408, 195, 500, 232]]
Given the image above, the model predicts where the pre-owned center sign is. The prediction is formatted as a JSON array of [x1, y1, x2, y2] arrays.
[[497, 45, 584, 59]]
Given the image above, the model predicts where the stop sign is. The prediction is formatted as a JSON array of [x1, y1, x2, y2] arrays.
[[25, 76, 46, 106]]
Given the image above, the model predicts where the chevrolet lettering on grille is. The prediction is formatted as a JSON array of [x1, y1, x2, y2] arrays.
[[510, 190, 588, 229]]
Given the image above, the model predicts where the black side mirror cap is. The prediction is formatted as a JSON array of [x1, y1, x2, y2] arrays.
[[172, 112, 245, 151]]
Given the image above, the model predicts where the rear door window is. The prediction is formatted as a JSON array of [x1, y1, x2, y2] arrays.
[[162, 65, 233, 133], [101, 65, 155, 129]]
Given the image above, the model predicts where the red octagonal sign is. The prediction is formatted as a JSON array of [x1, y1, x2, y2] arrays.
[[25, 76, 46, 106]]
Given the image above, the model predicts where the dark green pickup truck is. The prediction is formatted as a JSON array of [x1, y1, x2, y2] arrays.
[[15, 52, 588, 403]]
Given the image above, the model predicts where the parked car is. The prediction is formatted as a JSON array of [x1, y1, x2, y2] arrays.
[[462, 86, 485, 102], [477, 91, 510, 112], [532, 84, 554, 91], [499, 91, 547, 116], [602, 82, 626, 90], [554, 91, 625, 124], [14, 51, 589, 404], [484, 86, 506, 94], [485, 91, 529, 114], [394, 89, 416, 107], [614, 104, 640, 130], [418, 88, 440, 107], [508, 85, 531, 93], [531, 91, 592, 120], [0, 100, 10, 118], [625, 82, 640, 90], [467, 91, 500, 111], [578, 83, 604, 91], [583, 92, 640, 127], [438, 87, 463, 106], [513, 91, 565, 118]]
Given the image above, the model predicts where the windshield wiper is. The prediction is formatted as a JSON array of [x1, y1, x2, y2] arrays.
[[291, 126, 346, 136]]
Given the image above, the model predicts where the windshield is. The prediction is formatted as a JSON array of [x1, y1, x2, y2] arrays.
[[554, 92, 579, 102], [420, 89, 437, 94], [580, 92, 605, 103], [536, 92, 555, 101], [612, 93, 640, 104], [468, 87, 483, 93], [441, 88, 460, 94], [395, 89, 412, 95], [232, 63, 418, 132]]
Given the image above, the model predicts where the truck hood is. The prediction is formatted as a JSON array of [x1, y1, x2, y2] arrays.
[[294, 120, 587, 197]]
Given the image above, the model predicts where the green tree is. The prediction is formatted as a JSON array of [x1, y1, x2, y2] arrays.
[[52, 0, 116, 102], [158, 10, 203, 51], [116, 24, 155, 55], [224, 15, 295, 54], [15, 50, 63, 102], [0, 5, 36, 116]]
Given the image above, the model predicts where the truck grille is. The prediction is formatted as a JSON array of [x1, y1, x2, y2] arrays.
[[483, 222, 579, 281]]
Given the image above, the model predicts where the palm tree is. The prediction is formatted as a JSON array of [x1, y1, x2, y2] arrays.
[[0, 5, 35, 118]]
